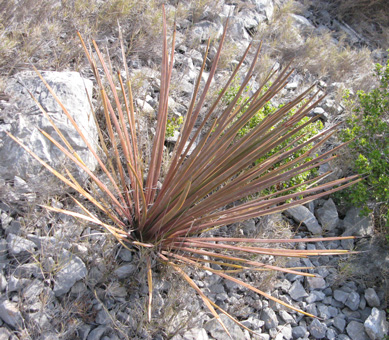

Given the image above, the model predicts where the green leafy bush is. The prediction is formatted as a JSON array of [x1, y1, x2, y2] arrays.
[[338, 56, 389, 236]]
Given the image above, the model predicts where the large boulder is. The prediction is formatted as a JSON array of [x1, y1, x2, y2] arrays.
[[1, 71, 98, 192]]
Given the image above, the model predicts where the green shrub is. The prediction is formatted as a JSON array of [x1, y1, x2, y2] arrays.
[[338, 56, 389, 237]]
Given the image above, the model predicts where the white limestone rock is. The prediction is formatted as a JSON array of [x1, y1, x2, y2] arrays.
[[364, 308, 389, 340], [1, 71, 97, 190]]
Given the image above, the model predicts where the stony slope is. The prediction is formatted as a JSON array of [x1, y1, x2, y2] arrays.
[[0, 1, 388, 339]]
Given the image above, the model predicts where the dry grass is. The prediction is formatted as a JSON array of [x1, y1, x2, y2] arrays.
[[0, 0, 173, 77], [252, 0, 376, 92], [305, 0, 389, 49], [0, 0, 382, 91], [0, 0, 379, 95], [0, 0, 229, 80]]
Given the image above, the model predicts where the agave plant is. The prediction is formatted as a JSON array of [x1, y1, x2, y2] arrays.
[[8, 7, 360, 337]]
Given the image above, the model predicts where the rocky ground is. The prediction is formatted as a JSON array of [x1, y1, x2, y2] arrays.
[[0, 194, 388, 339], [0, 0, 388, 339]]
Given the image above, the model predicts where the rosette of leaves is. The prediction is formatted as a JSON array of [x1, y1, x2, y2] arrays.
[[8, 7, 360, 337]]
